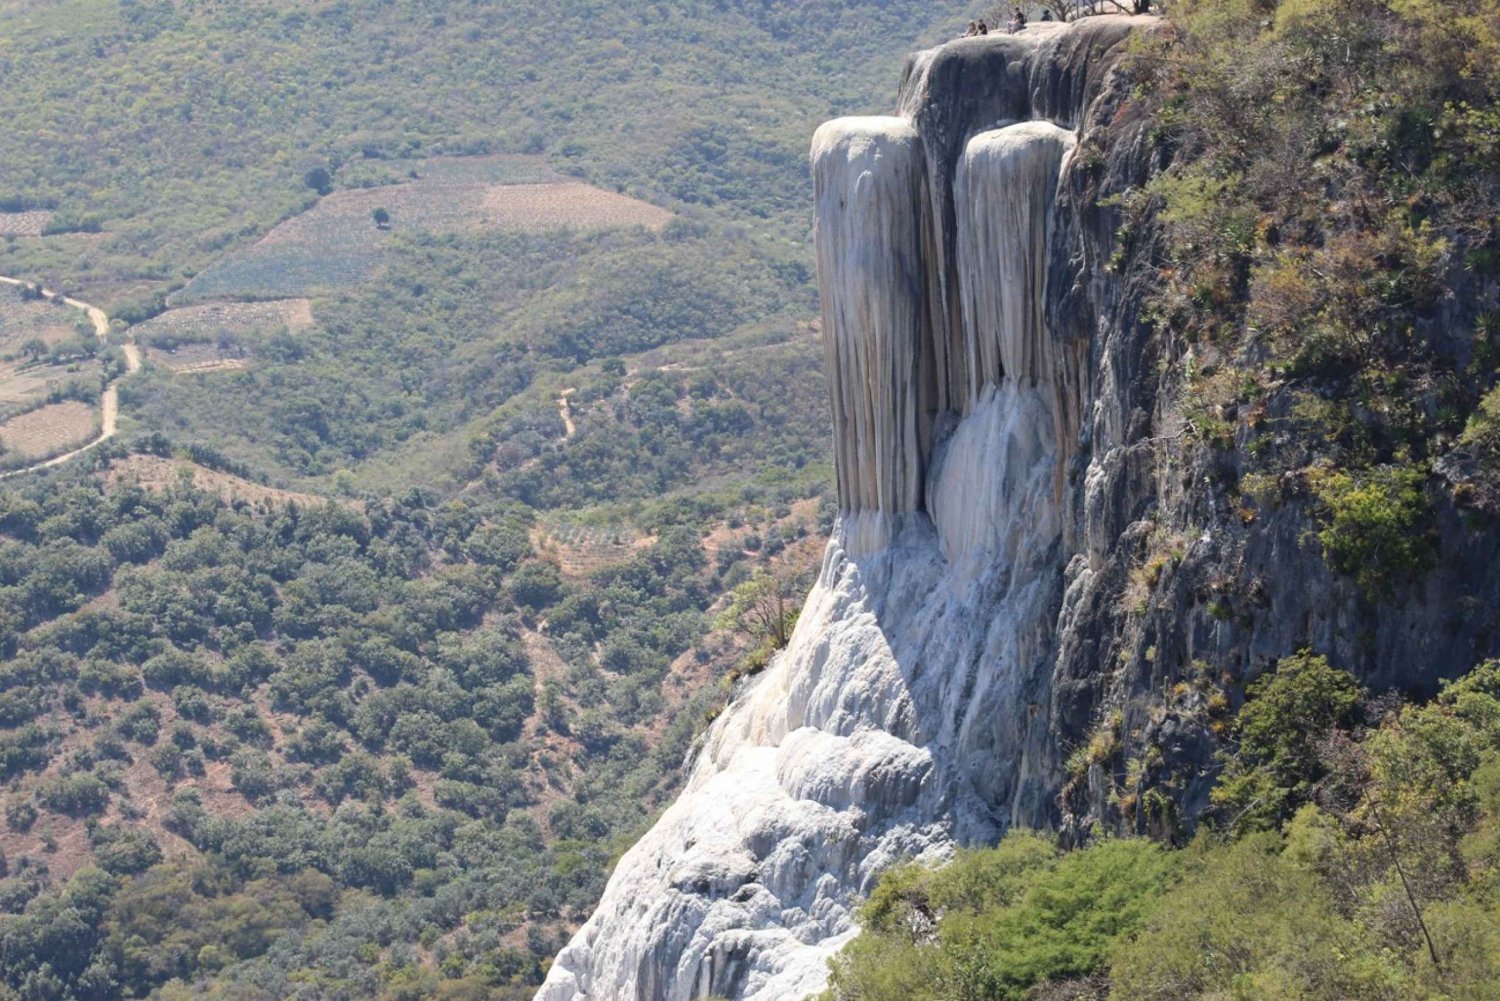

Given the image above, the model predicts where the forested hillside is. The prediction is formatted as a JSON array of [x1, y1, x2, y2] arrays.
[[0, 1, 978, 998]]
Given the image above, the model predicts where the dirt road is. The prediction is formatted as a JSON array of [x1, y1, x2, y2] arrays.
[[0, 277, 142, 478]]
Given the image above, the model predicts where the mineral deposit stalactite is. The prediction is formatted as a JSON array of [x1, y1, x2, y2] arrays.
[[812, 117, 932, 520], [955, 122, 1075, 404]]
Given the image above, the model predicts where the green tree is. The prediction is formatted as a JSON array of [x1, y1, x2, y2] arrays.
[[1211, 651, 1365, 833], [717, 564, 807, 650], [19, 336, 48, 362], [303, 166, 332, 195]]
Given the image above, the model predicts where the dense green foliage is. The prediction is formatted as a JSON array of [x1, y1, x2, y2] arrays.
[[822, 834, 1177, 1001], [0, 461, 826, 999], [827, 656, 1500, 1000], [1210, 649, 1364, 832]]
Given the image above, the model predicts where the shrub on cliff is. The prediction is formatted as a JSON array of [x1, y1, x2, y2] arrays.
[[1211, 650, 1365, 832]]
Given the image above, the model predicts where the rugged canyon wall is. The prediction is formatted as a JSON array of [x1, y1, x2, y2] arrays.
[[539, 11, 1500, 1000]]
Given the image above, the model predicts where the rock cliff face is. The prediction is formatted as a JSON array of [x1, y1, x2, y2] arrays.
[[539, 11, 1500, 999], [538, 17, 1161, 1000]]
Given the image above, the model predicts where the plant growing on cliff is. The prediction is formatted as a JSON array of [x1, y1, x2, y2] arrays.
[[821, 833, 1177, 1001], [716, 556, 814, 682], [1308, 463, 1435, 598], [1125, 0, 1497, 605]]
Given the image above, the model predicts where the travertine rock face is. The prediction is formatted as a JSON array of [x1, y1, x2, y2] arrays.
[[538, 17, 1157, 1001]]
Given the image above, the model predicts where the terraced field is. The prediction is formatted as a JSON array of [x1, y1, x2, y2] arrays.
[[174, 155, 674, 304], [0, 400, 98, 461]]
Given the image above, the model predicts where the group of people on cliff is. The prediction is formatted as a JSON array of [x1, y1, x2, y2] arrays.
[[961, 0, 1155, 35], [960, 7, 1054, 38]]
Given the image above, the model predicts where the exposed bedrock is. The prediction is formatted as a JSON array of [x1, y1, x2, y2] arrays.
[[538, 16, 1160, 1001]]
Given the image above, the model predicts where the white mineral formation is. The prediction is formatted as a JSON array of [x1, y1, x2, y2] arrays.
[[955, 122, 1075, 404], [539, 18, 1148, 1001], [812, 117, 931, 527]]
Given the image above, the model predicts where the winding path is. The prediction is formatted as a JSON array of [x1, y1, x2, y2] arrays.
[[0, 276, 142, 479]]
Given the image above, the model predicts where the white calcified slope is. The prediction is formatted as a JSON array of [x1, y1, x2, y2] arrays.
[[537, 20, 1137, 1001]]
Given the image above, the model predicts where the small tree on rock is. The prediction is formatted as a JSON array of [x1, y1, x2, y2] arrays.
[[718, 564, 808, 651]]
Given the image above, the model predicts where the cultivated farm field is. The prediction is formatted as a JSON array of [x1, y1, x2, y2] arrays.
[[533, 518, 656, 580], [131, 299, 313, 351], [0, 285, 85, 356], [482, 183, 674, 231], [0, 400, 97, 462], [0, 210, 52, 236], [174, 155, 674, 304], [0, 360, 103, 418]]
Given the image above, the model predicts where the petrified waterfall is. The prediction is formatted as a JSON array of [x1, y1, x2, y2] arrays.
[[539, 17, 1154, 1001]]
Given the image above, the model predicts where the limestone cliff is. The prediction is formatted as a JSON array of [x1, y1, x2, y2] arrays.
[[538, 10, 1500, 999]]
